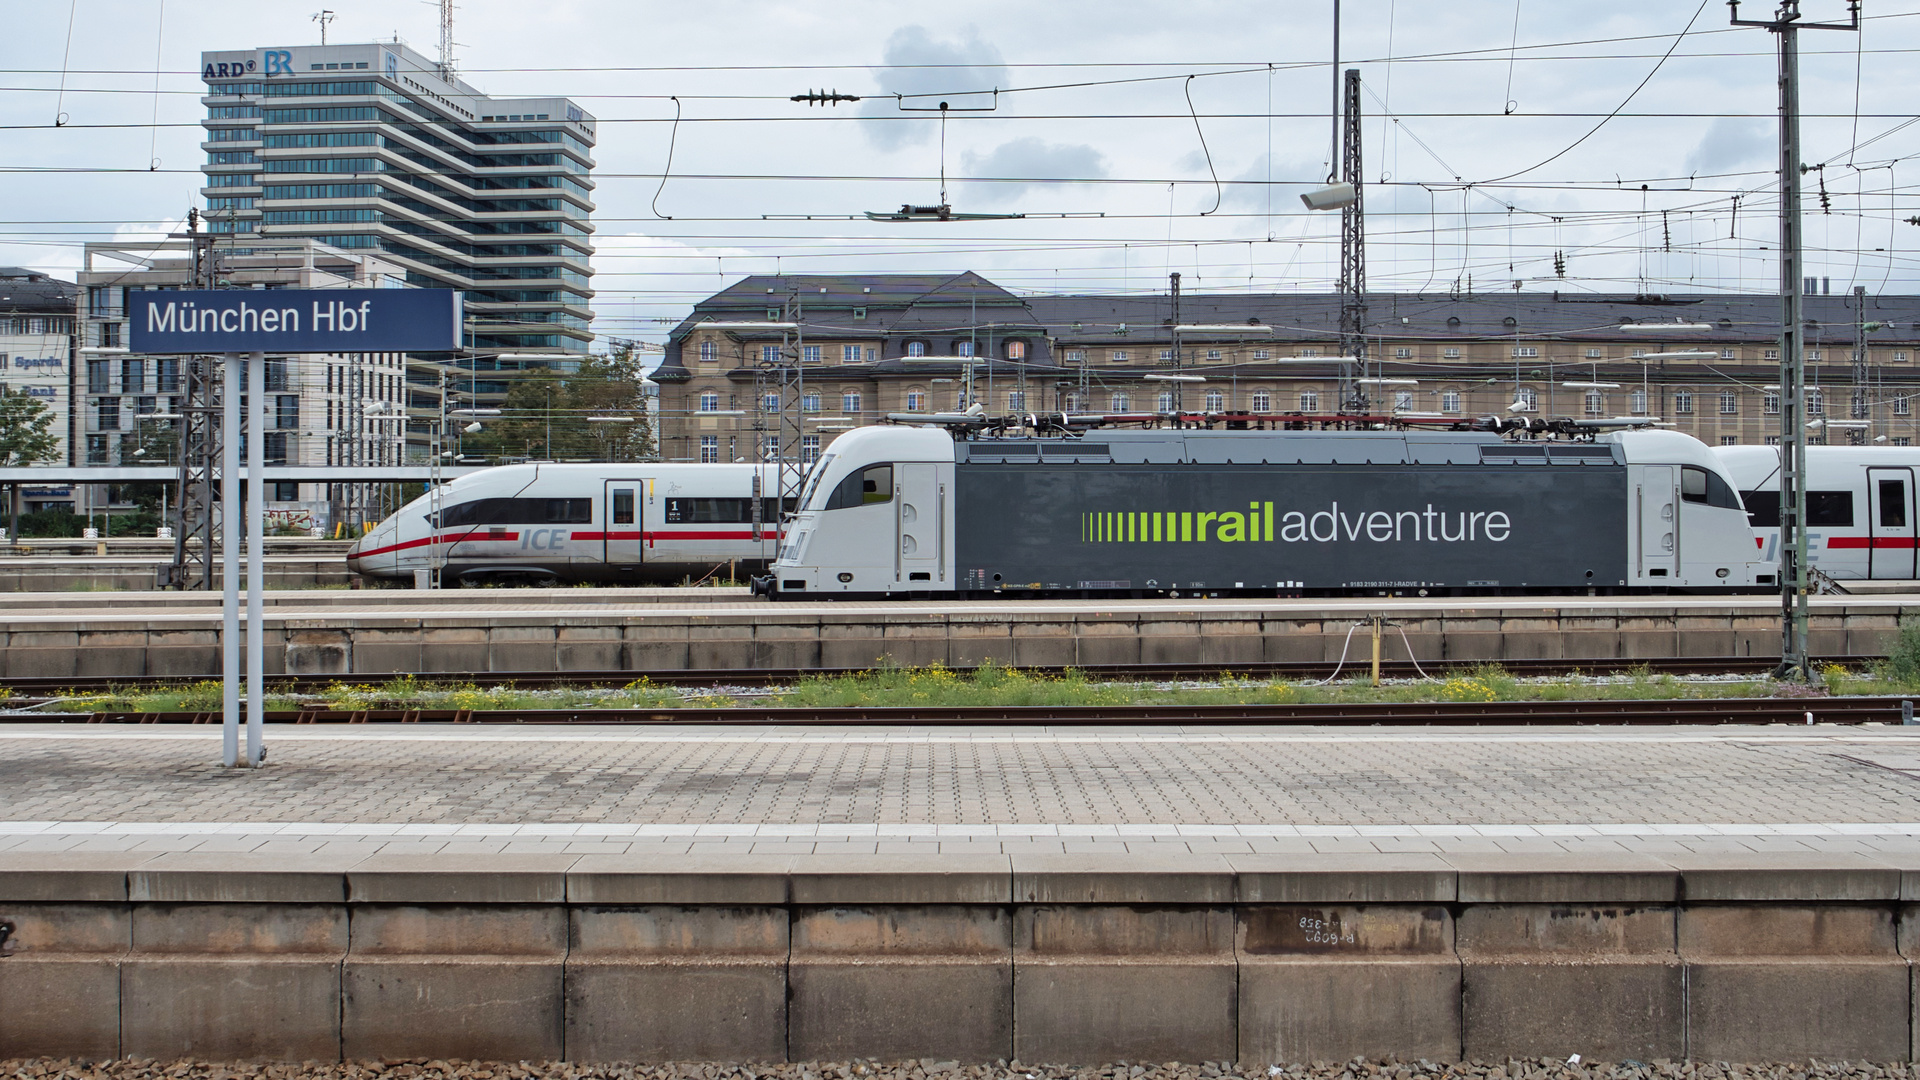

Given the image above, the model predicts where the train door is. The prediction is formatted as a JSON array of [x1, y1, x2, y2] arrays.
[[895, 462, 944, 587], [1867, 467, 1917, 579], [1637, 465, 1678, 580], [603, 481, 642, 565]]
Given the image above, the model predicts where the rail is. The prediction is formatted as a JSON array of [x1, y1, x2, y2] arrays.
[[0, 655, 1877, 700], [16, 693, 1915, 726]]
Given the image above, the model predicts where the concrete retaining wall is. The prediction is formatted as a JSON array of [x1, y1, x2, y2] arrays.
[[0, 600, 1910, 678], [6, 851, 1920, 1064]]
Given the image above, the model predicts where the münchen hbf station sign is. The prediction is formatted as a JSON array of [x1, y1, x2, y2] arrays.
[[127, 288, 462, 353]]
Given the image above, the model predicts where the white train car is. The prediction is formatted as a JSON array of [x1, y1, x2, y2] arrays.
[[346, 462, 793, 585], [755, 425, 1766, 599], [1713, 445, 1920, 580]]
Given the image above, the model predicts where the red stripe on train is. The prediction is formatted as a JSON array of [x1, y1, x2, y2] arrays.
[[347, 530, 519, 561], [1824, 536, 1920, 549]]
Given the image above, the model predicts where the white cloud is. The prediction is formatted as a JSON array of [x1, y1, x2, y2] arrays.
[[958, 138, 1108, 205], [858, 25, 1009, 152]]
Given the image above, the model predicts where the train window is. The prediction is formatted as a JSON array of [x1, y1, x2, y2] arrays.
[[611, 491, 634, 525], [1680, 466, 1742, 510], [433, 497, 590, 528], [664, 497, 799, 524], [824, 464, 893, 510], [1808, 491, 1853, 526], [1881, 480, 1908, 527], [1740, 490, 1851, 526]]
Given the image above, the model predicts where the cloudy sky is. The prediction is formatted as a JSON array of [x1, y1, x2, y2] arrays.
[[3, 1, 1916, 346]]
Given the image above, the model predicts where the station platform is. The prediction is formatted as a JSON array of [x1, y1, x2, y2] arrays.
[[0, 592, 1908, 678], [7, 721, 1920, 1065]]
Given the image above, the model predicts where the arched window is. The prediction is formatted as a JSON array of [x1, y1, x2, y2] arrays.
[[698, 390, 720, 412], [956, 341, 974, 358], [698, 340, 717, 362], [1298, 390, 1320, 412], [1584, 390, 1604, 416], [1204, 389, 1224, 412], [1156, 390, 1174, 412], [1250, 390, 1272, 413], [1441, 389, 1461, 414], [906, 341, 926, 357], [1110, 392, 1131, 411], [1006, 340, 1027, 360], [905, 389, 927, 412], [842, 390, 862, 414]]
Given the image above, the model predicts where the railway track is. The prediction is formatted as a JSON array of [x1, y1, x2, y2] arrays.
[[13, 694, 1915, 727], [0, 655, 1875, 699]]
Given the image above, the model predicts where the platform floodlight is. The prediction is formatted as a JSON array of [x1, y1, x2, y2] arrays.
[[79, 346, 130, 355], [1142, 373, 1206, 383], [462, 421, 484, 434], [1300, 182, 1358, 211], [1173, 324, 1275, 334], [1561, 381, 1622, 389], [585, 415, 635, 423], [449, 408, 502, 417], [1821, 419, 1869, 429], [1356, 378, 1419, 386], [1634, 351, 1720, 360]]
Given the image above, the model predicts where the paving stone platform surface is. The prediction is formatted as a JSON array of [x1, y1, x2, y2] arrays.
[[7, 723, 1920, 857]]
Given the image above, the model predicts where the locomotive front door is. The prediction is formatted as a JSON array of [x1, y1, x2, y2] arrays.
[[894, 462, 943, 586], [1637, 465, 1678, 581], [1866, 466, 1916, 579], [604, 481, 642, 565]]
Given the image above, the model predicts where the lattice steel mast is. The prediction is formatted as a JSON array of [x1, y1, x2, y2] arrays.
[[1337, 67, 1368, 414], [162, 210, 222, 590]]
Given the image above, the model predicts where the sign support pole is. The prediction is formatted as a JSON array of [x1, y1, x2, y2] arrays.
[[221, 352, 241, 767], [246, 351, 265, 766]]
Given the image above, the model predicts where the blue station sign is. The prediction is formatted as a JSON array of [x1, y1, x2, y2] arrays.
[[127, 289, 462, 353]]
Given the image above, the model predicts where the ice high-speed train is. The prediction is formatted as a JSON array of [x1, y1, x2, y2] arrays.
[[751, 425, 1772, 599], [346, 462, 793, 585], [1714, 445, 1920, 581]]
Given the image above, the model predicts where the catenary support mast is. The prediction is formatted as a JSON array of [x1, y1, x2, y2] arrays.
[[1728, 0, 1859, 681], [1338, 67, 1367, 413]]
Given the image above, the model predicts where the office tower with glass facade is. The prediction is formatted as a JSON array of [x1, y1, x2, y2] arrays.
[[196, 42, 596, 356]]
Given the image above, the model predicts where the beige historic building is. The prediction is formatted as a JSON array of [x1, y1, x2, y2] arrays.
[[654, 273, 1920, 463]]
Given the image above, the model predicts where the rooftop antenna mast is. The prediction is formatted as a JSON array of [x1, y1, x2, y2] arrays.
[[437, 0, 455, 79], [313, 9, 335, 45], [1727, 0, 1861, 682]]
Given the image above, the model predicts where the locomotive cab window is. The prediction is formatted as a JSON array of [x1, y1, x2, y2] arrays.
[[1680, 466, 1742, 510], [824, 464, 893, 510]]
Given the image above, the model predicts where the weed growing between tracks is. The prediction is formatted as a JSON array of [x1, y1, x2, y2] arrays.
[[32, 659, 1905, 714]]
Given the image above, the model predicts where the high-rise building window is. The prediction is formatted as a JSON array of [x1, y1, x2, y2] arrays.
[[86, 435, 107, 464], [277, 395, 300, 429], [699, 435, 719, 463], [156, 359, 180, 393], [88, 360, 110, 393], [97, 401, 120, 431], [264, 432, 289, 465]]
